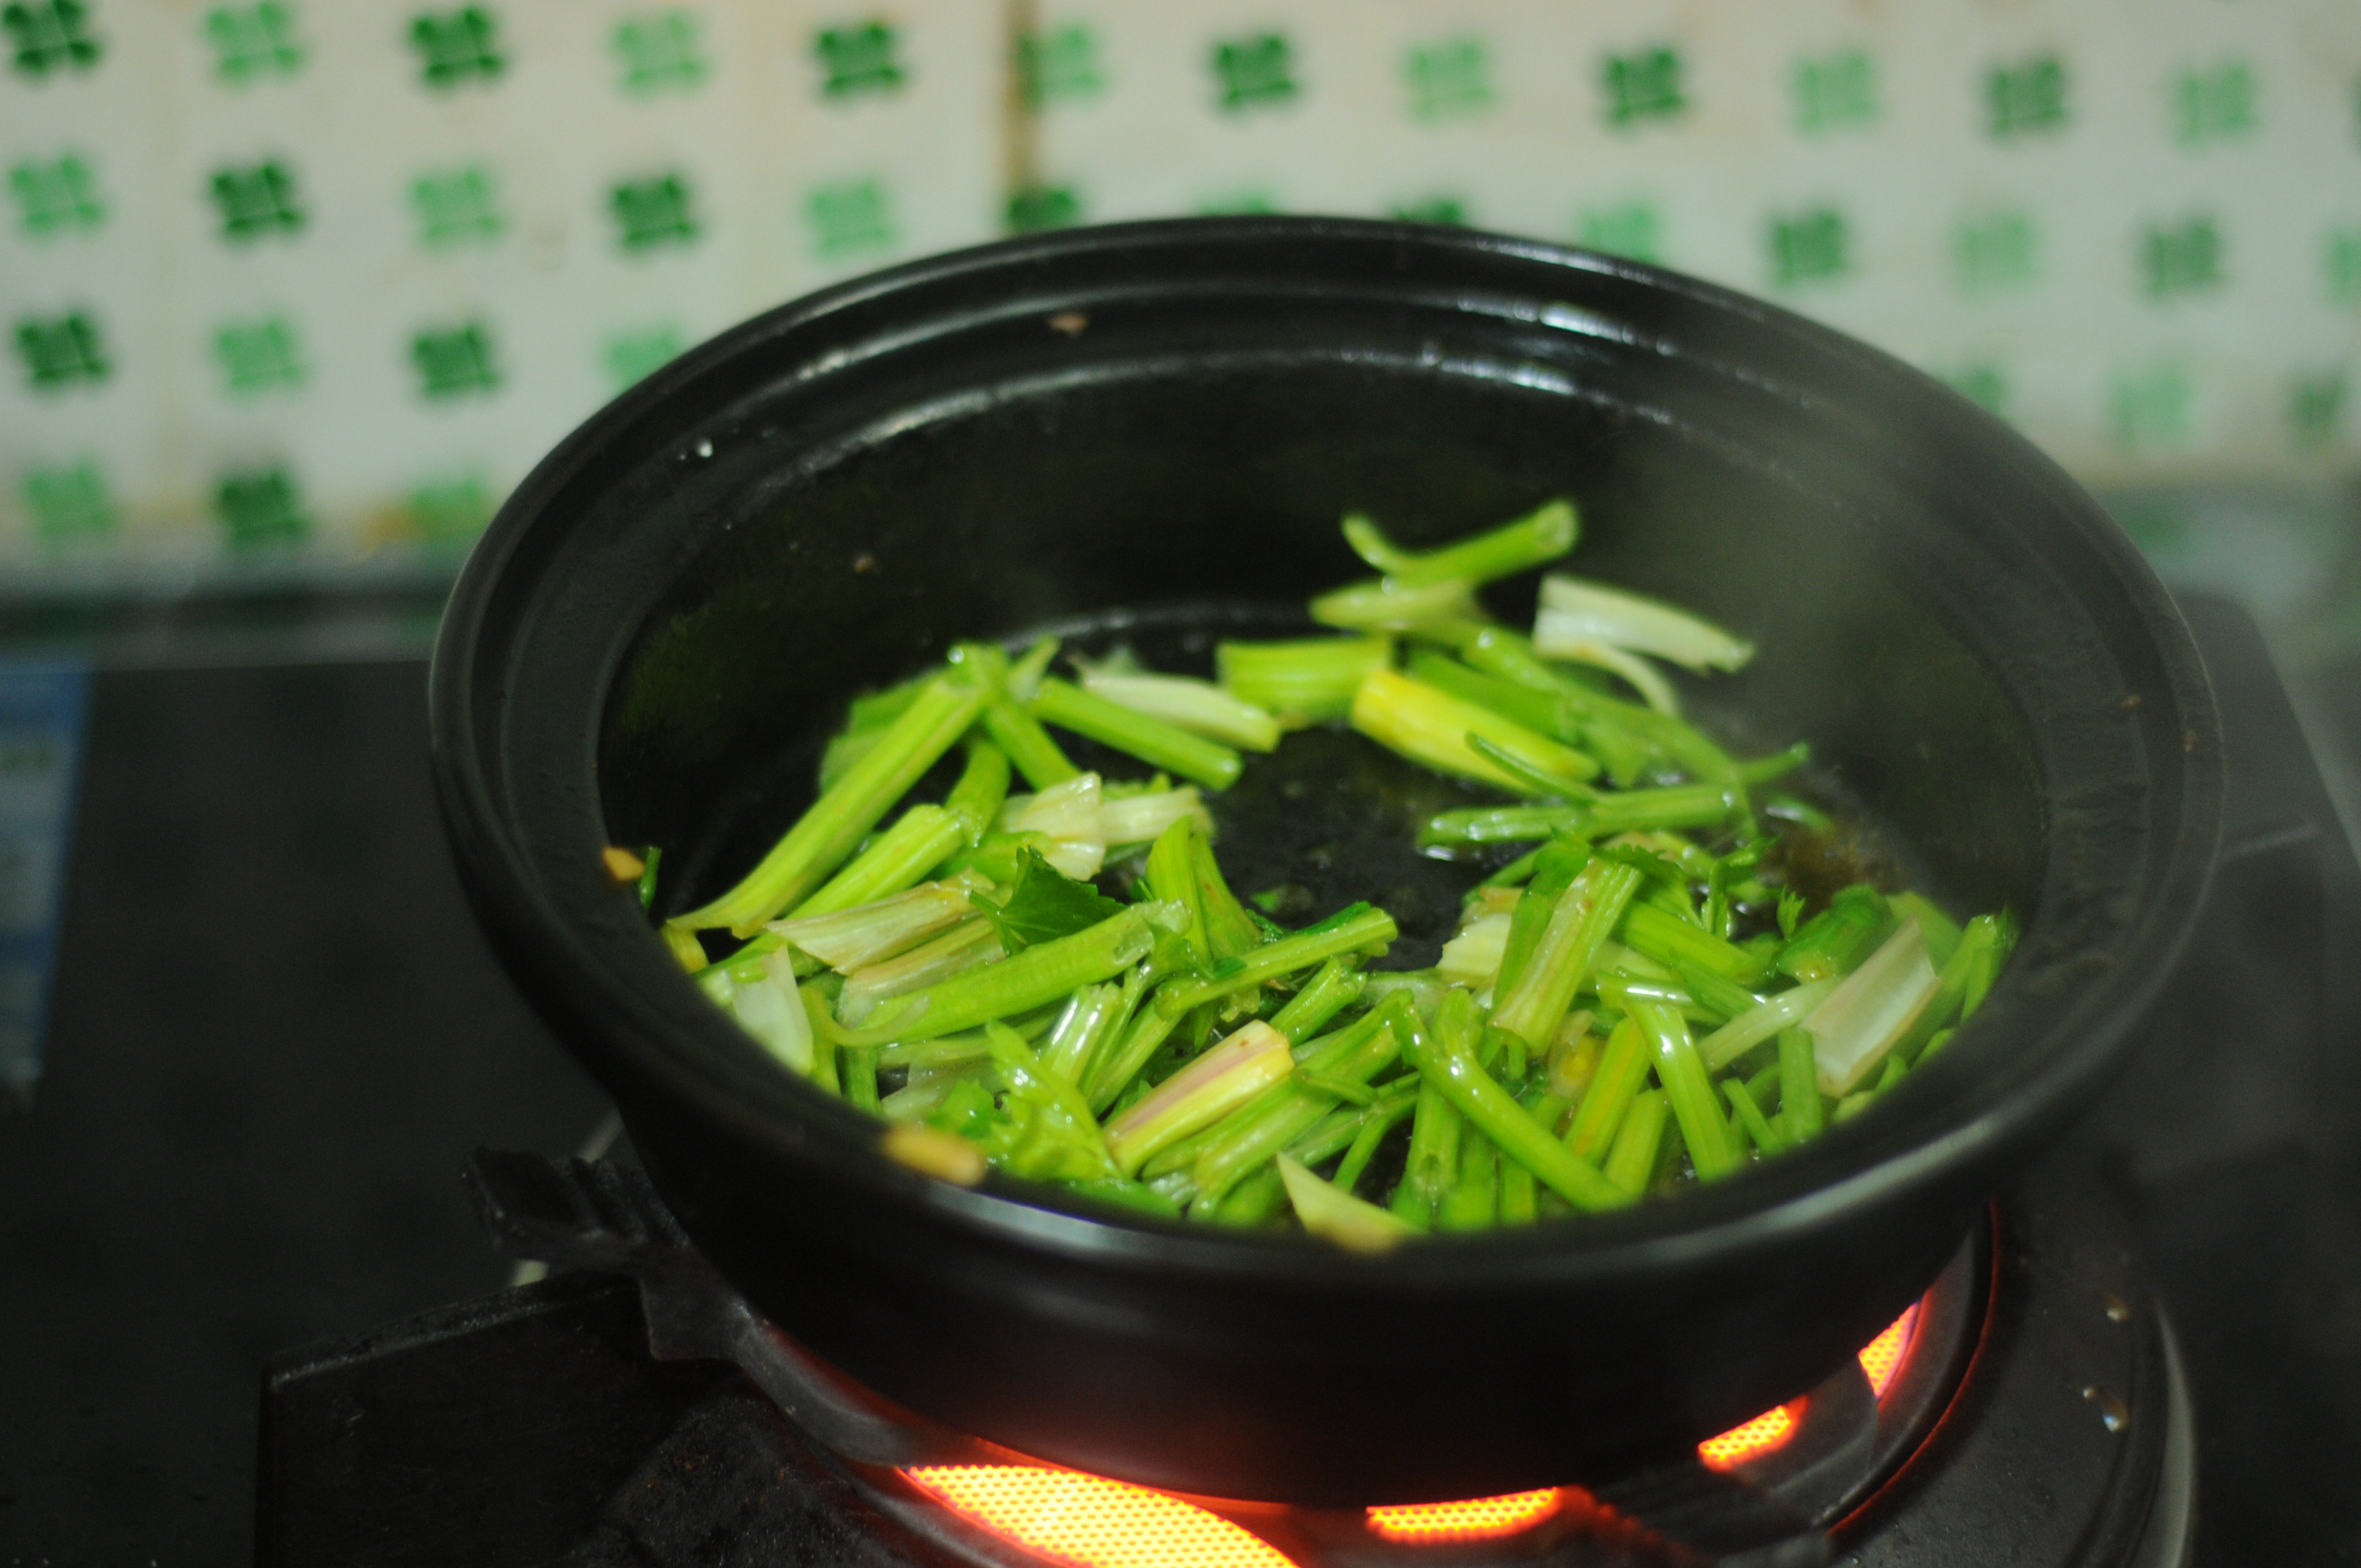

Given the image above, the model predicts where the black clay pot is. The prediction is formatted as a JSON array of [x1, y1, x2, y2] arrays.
[[429, 217, 2221, 1505]]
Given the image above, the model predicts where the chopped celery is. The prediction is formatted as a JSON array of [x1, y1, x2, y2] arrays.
[[1031, 678, 1244, 791], [1352, 669, 1600, 796], [1216, 636, 1392, 722]]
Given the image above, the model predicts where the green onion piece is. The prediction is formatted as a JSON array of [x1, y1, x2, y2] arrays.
[[1029, 677, 1244, 791], [944, 741, 1012, 845], [1078, 672, 1283, 752], [1342, 498, 1578, 587], [1622, 902, 1772, 986], [1104, 1018, 1296, 1175], [1603, 1089, 1669, 1195], [674, 663, 992, 935], [1352, 669, 1600, 796], [1490, 860, 1642, 1054], [1155, 903, 1399, 1017], [1620, 994, 1743, 1180], [1776, 885, 1895, 984], [1277, 1154, 1420, 1250], [1215, 636, 1393, 722], [1268, 957, 1368, 1042], [1410, 990, 1631, 1213], [785, 805, 968, 923], [1697, 976, 1838, 1071], [1723, 1076, 1782, 1154], [845, 906, 1154, 1046]]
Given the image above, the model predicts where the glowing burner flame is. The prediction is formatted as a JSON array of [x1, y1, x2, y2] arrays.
[[1697, 1401, 1802, 1470], [904, 1464, 1295, 1568], [1857, 1302, 1920, 1398], [1366, 1488, 1562, 1542]]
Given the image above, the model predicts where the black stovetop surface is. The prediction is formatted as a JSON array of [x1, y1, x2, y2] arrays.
[[1, 594, 2358, 1565]]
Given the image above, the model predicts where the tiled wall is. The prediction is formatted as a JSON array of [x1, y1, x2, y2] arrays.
[[4, 0, 2357, 587]]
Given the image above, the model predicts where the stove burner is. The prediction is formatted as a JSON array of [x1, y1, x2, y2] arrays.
[[256, 1150, 2190, 1567]]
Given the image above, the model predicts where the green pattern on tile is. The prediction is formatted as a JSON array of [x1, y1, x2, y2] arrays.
[[10, 153, 103, 237], [210, 159, 304, 242], [2326, 228, 2361, 307], [813, 20, 904, 101], [1954, 207, 2037, 294], [1210, 32, 1297, 113], [5, 0, 101, 78], [1018, 23, 1100, 108], [1984, 54, 2068, 139], [1938, 360, 2009, 416], [214, 464, 308, 548], [610, 172, 698, 250], [2110, 362, 2192, 449], [613, 10, 702, 96], [412, 164, 502, 247], [1769, 206, 1851, 286], [603, 323, 683, 390], [1392, 195, 1467, 227], [2172, 60, 2256, 148], [407, 472, 492, 540], [804, 177, 894, 257], [1401, 35, 1492, 123], [1005, 183, 1081, 233], [206, 3, 302, 85], [410, 322, 499, 398], [1794, 48, 1876, 134], [21, 460, 112, 543], [213, 315, 304, 395], [1577, 200, 1661, 264], [2288, 371, 2347, 449], [410, 7, 502, 90], [12, 310, 108, 391], [2139, 216, 2224, 299], [1602, 46, 1683, 128]]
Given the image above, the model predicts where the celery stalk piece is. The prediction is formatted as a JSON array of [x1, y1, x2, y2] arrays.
[[1104, 1018, 1296, 1175], [1438, 910, 1513, 989], [1029, 678, 1244, 791], [1216, 636, 1393, 722], [1697, 976, 1839, 1071], [1140, 818, 1212, 968], [1082, 1001, 1181, 1115], [1402, 651, 1571, 738], [1603, 1089, 1669, 1195], [1805, 918, 1941, 1095], [1889, 892, 1961, 968], [999, 771, 1108, 880], [841, 1044, 882, 1111], [767, 874, 989, 973], [1038, 981, 1123, 1084], [1533, 573, 1756, 672], [1411, 989, 1632, 1213], [1959, 911, 2016, 1018], [1736, 742, 1810, 788], [877, 1032, 993, 1070], [1778, 1026, 1824, 1143], [1277, 1154, 1420, 1250], [835, 918, 1006, 1028], [1330, 1081, 1422, 1196], [663, 924, 709, 972], [1214, 1165, 1287, 1225], [1416, 782, 1738, 849], [1776, 886, 1895, 984], [1267, 957, 1368, 1043], [1351, 669, 1600, 796], [1437, 1132, 1500, 1231], [1497, 1139, 1539, 1224], [1490, 860, 1642, 1054], [846, 905, 1160, 1047], [1187, 1009, 1401, 1211], [983, 699, 1081, 790], [1310, 576, 1481, 632], [1545, 639, 1683, 716], [1494, 838, 1593, 999], [724, 951, 818, 1078], [1391, 1083, 1462, 1224], [1724, 1076, 1782, 1155], [673, 663, 992, 936], [1342, 500, 1578, 586], [1187, 829, 1265, 962], [1154, 903, 1399, 1017], [944, 741, 1012, 846], [1622, 903, 1772, 986], [1100, 786, 1209, 851], [785, 805, 968, 924], [1620, 994, 1743, 1180], [1078, 671, 1283, 752]]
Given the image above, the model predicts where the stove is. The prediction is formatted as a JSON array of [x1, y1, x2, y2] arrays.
[[245, 592, 2357, 1568]]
